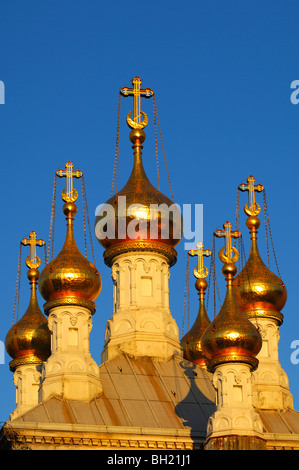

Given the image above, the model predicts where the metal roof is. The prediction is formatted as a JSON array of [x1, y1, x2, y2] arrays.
[[258, 408, 299, 435], [15, 353, 216, 438]]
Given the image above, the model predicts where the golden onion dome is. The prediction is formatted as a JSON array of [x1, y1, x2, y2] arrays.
[[5, 268, 51, 372], [180, 278, 210, 368], [201, 261, 262, 373], [95, 128, 182, 267], [233, 215, 286, 325], [39, 201, 102, 314]]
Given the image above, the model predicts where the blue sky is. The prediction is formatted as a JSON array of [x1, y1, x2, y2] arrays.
[[0, 1, 298, 423]]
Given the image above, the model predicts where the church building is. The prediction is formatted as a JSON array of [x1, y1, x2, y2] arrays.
[[1, 77, 299, 451]]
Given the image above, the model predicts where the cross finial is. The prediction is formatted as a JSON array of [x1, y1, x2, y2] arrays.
[[238, 175, 264, 216], [120, 76, 154, 129], [21, 231, 45, 269], [215, 221, 241, 264], [56, 161, 83, 203], [188, 242, 212, 279]]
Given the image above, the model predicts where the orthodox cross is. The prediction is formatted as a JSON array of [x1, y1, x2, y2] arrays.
[[188, 242, 212, 279], [120, 76, 154, 129], [21, 231, 45, 269], [56, 161, 83, 203], [215, 221, 241, 264], [238, 175, 264, 216]]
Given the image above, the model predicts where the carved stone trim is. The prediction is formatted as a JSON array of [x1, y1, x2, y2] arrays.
[[2, 430, 195, 450]]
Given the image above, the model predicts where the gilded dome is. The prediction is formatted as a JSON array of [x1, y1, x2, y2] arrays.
[[39, 201, 102, 314], [201, 262, 262, 372], [233, 215, 286, 325], [180, 278, 210, 368], [5, 268, 51, 372], [95, 129, 182, 267]]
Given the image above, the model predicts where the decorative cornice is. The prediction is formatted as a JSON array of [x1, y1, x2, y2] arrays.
[[9, 357, 44, 372], [244, 309, 284, 325], [207, 354, 259, 373], [43, 298, 97, 315], [103, 241, 177, 267], [0, 427, 196, 450]]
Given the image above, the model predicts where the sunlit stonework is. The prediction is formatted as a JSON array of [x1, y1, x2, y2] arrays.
[[1, 79, 298, 451]]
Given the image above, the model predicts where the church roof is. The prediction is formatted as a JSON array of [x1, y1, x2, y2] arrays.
[[9, 354, 216, 445], [258, 408, 299, 435]]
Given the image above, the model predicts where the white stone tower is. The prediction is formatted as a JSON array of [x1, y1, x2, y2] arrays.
[[38, 162, 102, 402], [95, 77, 183, 362], [234, 176, 293, 411]]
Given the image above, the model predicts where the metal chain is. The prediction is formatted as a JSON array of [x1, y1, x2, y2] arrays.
[[206, 250, 211, 313], [110, 92, 121, 197], [263, 190, 281, 279], [239, 234, 247, 272], [182, 253, 190, 338], [82, 175, 87, 258], [234, 188, 241, 272], [240, 233, 259, 329], [152, 95, 174, 202], [209, 233, 221, 318], [153, 98, 160, 190], [82, 175, 96, 266], [44, 244, 47, 267], [47, 173, 57, 264], [211, 235, 217, 318], [263, 191, 271, 268], [12, 243, 22, 325]]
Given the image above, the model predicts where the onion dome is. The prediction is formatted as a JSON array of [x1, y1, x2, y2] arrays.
[[5, 267, 51, 372], [39, 201, 102, 314], [233, 215, 286, 325], [95, 77, 182, 267], [233, 176, 286, 325], [201, 222, 262, 373], [181, 278, 210, 367]]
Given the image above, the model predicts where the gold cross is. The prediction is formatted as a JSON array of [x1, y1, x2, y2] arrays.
[[21, 231, 45, 269], [120, 76, 154, 129], [238, 175, 264, 216], [188, 242, 212, 279], [56, 161, 83, 202], [215, 221, 241, 264]]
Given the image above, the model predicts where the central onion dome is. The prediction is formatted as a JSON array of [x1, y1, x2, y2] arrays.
[[95, 128, 182, 267], [201, 240, 262, 372], [180, 278, 211, 368], [6, 268, 51, 371], [233, 215, 286, 325], [39, 201, 102, 314]]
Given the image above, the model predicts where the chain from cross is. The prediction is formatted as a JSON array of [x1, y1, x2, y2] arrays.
[[188, 242, 212, 279], [238, 175, 264, 216], [21, 231, 45, 269], [120, 76, 154, 130], [214, 221, 241, 264], [56, 161, 83, 203]]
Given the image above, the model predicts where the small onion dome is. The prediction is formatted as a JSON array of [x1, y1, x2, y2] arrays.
[[39, 202, 102, 314], [95, 129, 182, 267], [233, 215, 286, 325], [201, 262, 262, 373], [180, 278, 210, 368], [5, 268, 51, 372]]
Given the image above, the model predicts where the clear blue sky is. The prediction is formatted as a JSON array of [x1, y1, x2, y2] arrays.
[[0, 1, 298, 423]]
